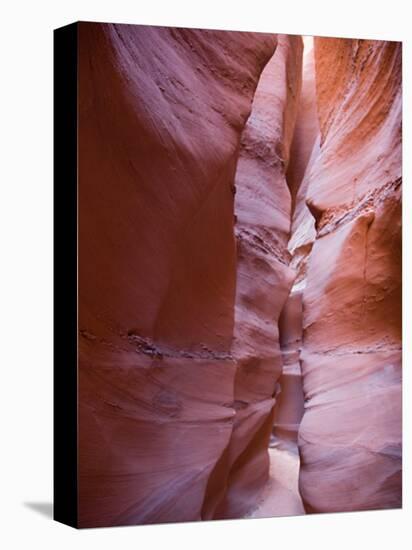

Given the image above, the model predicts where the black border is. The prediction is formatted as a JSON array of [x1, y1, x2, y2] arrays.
[[53, 22, 78, 528]]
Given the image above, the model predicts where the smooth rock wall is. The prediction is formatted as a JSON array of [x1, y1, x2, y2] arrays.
[[213, 34, 303, 519], [296, 38, 402, 513], [76, 25, 401, 525], [77, 22, 278, 527]]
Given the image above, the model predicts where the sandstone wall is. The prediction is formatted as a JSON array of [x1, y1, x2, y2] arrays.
[[295, 38, 402, 513], [77, 22, 278, 527], [272, 38, 320, 445], [76, 25, 401, 524], [214, 35, 303, 519]]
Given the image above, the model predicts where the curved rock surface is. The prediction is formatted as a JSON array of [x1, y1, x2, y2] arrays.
[[294, 38, 402, 513], [76, 24, 402, 526], [78, 22, 278, 527], [213, 35, 302, 519]]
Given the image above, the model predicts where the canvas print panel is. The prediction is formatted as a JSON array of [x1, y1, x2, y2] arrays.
[[77, 22, 402, 527]]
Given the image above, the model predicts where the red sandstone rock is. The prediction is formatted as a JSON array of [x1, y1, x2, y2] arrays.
[[271, 37, 317, 449], [295, 38, 402, 513], [214, 35, 303, 519], [78, 22, 277, 527], [76, 24, 402, 526]]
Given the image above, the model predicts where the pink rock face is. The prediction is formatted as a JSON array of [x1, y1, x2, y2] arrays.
[[214, 35, 303, 519], [295, 38, 402, 513], [78, 22, 278, 527], [76, 23, 402, 527]]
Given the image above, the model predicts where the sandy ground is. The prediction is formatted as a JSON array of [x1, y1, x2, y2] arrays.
[[246, 440, 305, 518]]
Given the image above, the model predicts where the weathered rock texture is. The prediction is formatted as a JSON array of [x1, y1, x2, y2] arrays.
[[77, 22, 295, 527], [213, 35, 303, 519], [293, 38, 402, 513]]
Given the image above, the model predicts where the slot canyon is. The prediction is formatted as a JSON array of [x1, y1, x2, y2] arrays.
[[77, 23, 402, 527]]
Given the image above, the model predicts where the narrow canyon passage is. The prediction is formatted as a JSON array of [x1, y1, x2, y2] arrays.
[[244, 34, 402, 516], [217, 34, 301, 520], [234, 35, 315, 519], [77, 24, 402, 527]]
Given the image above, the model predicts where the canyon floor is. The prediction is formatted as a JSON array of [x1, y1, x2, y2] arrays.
[[247, 441, 304, 519]]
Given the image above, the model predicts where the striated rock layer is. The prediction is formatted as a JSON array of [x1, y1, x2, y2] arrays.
[[213, 35, 303, 519], [77, 22, 280, 527], [294, 38, 402, 513]]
